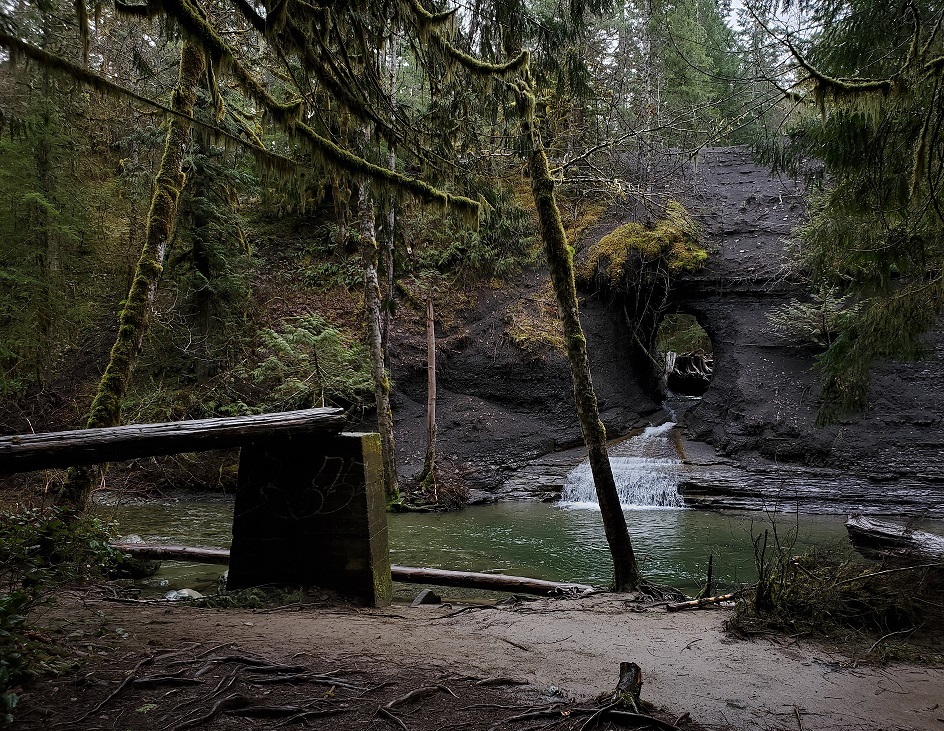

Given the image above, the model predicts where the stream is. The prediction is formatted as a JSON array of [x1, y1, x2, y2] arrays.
[[100, 397, 944, 599], [99, 414, 869, 599], [100, 498, 853, 598]]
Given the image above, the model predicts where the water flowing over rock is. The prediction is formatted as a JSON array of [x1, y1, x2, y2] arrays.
[[561, 423, 684, 508]]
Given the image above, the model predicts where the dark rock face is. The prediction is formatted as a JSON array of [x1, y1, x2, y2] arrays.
[[676, 147, 944, 490], [389, 146, 944, 511], [389, 282, 660, 496]]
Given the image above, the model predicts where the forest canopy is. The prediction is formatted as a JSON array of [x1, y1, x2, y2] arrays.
[[0, 0, 773, 416]]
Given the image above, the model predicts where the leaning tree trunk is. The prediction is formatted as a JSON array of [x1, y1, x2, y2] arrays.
[[358, 176, 400, 500], [56, 41, 207, 513], [515, 77, 642, 591]]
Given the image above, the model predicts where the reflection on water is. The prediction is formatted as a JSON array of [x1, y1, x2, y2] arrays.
[[389, 503, 851, 593], [98, 500, 235, 595], [101, 498, 852, 595]]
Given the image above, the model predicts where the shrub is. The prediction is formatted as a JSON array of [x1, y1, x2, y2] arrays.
[[0, 508, 121, 721], [729, 532, 944, 662], [239, 313, 373, 411], [766, 286, 858, 348]]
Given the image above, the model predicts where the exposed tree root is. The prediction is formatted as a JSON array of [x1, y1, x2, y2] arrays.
[[40, 644, 698, 731]]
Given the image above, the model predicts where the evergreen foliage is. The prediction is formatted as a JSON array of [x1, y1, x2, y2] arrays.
[[657, 313, 712, 354], [767, 286, 856, 348], [0, 87, 116, 396], [242, 314, 373, 412], [759, 0, 944, 421]]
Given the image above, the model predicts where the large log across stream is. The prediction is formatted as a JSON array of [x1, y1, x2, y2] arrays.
[[110, 542, 594, 596], [0, 411, 398, 606], [846, 514, 944, 562], [0, 408, 345, 473]]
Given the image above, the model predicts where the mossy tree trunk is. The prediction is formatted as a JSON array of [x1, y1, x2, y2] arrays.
[[382, 150, 396, 363], [358, 177, 400, 500], [56, 41, 207, 513], [382, 31, 399, 364], [418, 295, 438, 502], [515, 77, 642, 591]]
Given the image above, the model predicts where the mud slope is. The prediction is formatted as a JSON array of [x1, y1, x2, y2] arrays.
[[388, 146, 944, 509], [388, 270, 661, 497]]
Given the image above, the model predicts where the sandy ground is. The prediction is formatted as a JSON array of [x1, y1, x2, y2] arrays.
[[18, 592, 944, 731]]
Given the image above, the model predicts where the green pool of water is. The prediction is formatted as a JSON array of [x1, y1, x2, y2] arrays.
[[100, 499, 853, 596]]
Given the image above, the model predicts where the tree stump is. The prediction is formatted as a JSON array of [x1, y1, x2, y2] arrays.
[[614, 661, 643, 713]]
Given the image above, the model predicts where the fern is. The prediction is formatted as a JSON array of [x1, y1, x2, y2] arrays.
[[766, 287, 858, 349], [241, 314, 373, 411]]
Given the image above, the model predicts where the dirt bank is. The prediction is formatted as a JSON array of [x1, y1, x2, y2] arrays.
[[15, 592, 944, 731]]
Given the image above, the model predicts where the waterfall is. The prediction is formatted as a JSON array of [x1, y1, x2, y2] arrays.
[[560, 422, 684, 508]]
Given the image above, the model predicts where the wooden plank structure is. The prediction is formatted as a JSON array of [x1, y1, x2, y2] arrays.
[[0, 409, 393, 607], [0, 408, 347, 474]]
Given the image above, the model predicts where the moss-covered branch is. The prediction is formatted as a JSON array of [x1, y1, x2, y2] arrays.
[[116, 0, 482, 220], [0, 33, 300, 179], [56, 41, 207, 513]]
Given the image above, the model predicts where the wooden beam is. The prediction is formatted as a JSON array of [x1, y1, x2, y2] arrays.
[[0, 408, 345, 474], [109, 542, 595, 596]]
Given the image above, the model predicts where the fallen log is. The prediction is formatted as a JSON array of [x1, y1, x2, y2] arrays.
[[666, 592, 736, 612], [110, 542, 595, 596], [846, 514, 944, 563], [112, 543, 231, 564], [389, 566, 593, 596], [0, 408, 345, 474]]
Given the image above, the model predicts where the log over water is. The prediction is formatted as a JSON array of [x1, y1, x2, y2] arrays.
[[390, 566, 592, 595], [111, 543, 231, 563], [110, 542, 594, 596], [0, 408, 345, 474], [846, 514, 944, 562]]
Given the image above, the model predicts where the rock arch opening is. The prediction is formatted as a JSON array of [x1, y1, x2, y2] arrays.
[[656, 313, 713, 397]]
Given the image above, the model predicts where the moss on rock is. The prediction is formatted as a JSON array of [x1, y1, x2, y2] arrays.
[[580, 201, 707, 286]]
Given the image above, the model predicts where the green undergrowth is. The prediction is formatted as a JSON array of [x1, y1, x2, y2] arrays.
[[656, 313, 712, 355], [766, 286, 858, 349], [409, 187, 538, 285], [194, 586, 311, 609], [127, 312, 372, 422], [728, 542, 944, 664], [0, 508, 122, 721], [504, 284, 567, 356]]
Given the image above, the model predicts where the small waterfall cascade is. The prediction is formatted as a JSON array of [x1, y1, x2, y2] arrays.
[[560, 422, 684, 508]]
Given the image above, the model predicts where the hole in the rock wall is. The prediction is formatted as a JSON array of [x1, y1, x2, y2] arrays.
[[656, 313, 713, 397]]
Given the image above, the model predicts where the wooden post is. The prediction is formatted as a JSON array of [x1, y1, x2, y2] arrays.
[[227, 432, 392, 607]]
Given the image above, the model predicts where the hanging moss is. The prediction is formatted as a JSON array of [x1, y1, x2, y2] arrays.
[[57, 41, 207, 514], [0, 33, 304, 186], [145, 0, 482, 222]]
